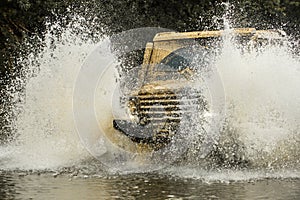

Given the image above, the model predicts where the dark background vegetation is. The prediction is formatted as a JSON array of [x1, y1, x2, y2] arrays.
[[0, 0, 299, 141], [0, 0, 299, 79]]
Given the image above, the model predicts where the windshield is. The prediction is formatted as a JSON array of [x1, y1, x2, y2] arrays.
[[156, 45, 214, 72]]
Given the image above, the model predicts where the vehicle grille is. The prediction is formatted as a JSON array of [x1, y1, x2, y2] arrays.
[[128, 89, 206, 142]]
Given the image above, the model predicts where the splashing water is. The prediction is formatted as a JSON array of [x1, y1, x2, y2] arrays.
[[0, 22, 99, 170], [0, 16, 299, 180], [217, 35, 300, 169]]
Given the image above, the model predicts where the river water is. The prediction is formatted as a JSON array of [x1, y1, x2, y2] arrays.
[[0, 14, 300, 199], [0, 170, 300, 199]]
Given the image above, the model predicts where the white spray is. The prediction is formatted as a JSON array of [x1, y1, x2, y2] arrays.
[[0, 15, 299, 175], [217, 35, 300, 168], [0, 22, 98, 170]]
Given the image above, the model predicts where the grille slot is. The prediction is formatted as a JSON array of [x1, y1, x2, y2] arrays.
[[125, 89, 206, 147], [131, 90, 203, 126]]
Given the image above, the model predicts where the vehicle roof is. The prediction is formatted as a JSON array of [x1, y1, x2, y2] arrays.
[[153, 28, 285, 42]]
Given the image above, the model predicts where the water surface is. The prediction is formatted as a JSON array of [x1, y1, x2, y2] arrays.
[[1, 171, 299, 199]]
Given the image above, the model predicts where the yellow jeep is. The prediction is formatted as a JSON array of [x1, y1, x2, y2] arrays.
[[112, 28, 284, 150]]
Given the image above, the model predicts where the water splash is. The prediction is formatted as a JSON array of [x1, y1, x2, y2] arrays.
[[0, 13, 299, 179], [0, 21, 99, 170], [217, 33, 300, 169]]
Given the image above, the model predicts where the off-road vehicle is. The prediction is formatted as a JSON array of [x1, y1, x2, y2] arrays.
[[112, 28, 284, 150]]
